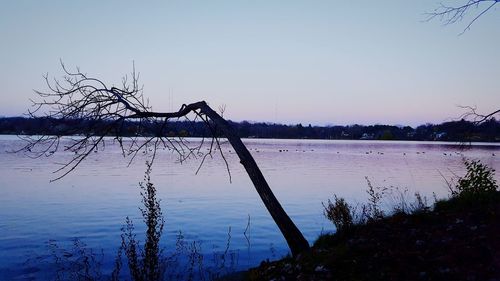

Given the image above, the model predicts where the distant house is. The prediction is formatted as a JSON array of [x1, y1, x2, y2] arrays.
[[434, 132, 447, 140], [360, 133, 374, 140]]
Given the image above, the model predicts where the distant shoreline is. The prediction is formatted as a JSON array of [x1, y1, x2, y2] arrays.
[[3, 135, 500, 147], [0, 116, 498, 142]]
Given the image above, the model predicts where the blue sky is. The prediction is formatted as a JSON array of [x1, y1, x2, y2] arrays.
[[0, 1, 499, 126]]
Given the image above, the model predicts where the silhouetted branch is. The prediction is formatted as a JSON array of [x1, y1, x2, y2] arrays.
[[21, 62, 228, 182], [458, 105, 500, 124], [425, 0, 499, 34]]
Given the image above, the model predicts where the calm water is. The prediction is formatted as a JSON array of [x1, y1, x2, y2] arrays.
[[0, 135, 498, 279]]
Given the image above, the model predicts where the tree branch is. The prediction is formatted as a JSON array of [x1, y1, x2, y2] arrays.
[[425, 0, 499, 34]]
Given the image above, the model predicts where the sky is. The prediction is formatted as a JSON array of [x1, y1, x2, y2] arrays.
[[0, 0, 499, 126]]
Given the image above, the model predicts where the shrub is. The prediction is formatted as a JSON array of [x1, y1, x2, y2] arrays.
[[114, 161, 165, 281], [364, 177, 386, 220], [454, 159, 498, 197], [323, 195, 354, 232]]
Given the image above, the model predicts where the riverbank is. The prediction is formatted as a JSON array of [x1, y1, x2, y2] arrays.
[[245, 192, 500, 281]]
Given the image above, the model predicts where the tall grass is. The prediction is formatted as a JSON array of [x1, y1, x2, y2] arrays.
[[323, 159, 498, 232]]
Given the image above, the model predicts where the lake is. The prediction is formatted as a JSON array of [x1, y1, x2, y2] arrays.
[[0, 135, 498, 280]]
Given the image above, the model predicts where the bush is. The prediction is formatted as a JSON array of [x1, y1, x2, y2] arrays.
[[364, 177, 386, 220], [454, 159, 498, 197], [323, 195, 354, 232]]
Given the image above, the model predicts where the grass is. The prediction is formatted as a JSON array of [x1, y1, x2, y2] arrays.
[[246, 159, 500, 281], [247, 191, 500, 280]]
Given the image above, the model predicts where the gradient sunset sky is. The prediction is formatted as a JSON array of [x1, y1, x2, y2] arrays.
[[1, 1, 499, 126]]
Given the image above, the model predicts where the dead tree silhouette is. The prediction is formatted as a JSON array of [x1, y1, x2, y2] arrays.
[[20, 63, 309, 256]]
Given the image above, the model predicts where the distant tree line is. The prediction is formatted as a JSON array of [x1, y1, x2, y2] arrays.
[[0, 117, 498, 142]]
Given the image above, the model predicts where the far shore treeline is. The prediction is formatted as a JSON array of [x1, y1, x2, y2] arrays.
[[0, 117, 498, 142]]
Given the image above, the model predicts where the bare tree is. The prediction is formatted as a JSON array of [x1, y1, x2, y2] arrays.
[[19, 63, 309, 257], [426, 0, 500, 35]]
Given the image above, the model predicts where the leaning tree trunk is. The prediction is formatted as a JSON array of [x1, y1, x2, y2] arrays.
[[145, 101, 311, 255], [136, 101, 311, 255], [196, 102, 310, 256]]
